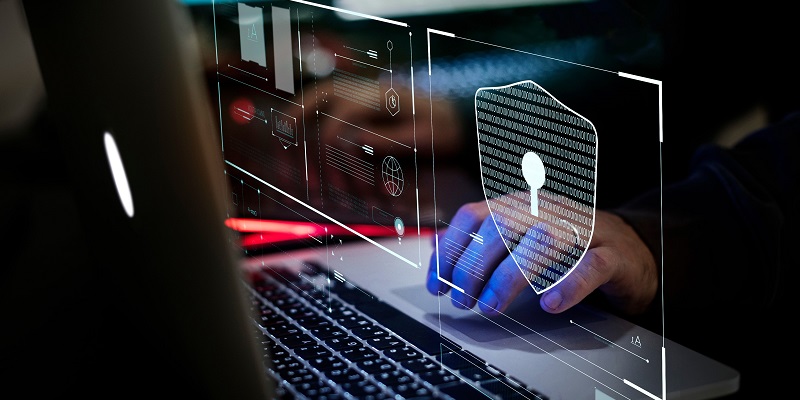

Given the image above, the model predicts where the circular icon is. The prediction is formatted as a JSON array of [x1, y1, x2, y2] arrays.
[[394, 217, 405, 237], [381, 156, 404, 197]]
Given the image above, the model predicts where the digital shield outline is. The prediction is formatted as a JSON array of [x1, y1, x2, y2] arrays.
[[474, 80, 598, 294]]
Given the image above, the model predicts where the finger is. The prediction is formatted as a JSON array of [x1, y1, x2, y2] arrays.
[[448, 213, 510, 309], [426, 202, 487, 296], [539, 248, 608, 314], [475, 220, 560, 315], [476, 251, 531, 316]]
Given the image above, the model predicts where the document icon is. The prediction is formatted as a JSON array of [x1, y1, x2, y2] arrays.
[[238, 3, 267, 68]]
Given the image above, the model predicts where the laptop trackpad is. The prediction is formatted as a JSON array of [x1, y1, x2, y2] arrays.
[[390, 284, 608, 349]]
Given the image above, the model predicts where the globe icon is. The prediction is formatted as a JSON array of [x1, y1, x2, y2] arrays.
[[381, 156, 404, 197]]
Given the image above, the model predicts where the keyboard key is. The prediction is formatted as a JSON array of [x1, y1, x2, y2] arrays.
[[325, 367, 364, 385], [293, 344, 331, 359], [250, 272, 549, 400], [460, 365, 504, 383], [357, 358, 395, 374], [266, 353, 295, 371], [340, 380, 383, 397], [325, 336, 360, 351], [272, 356, 304, 374], [254, 312, 286, 327], [281, 333, 316, 349], [393, 383, 432, 399], [401, 357, 440, 373], [281, 368, 316, 385], [266, 344, 290, 359], [294, 379, 336, 398], [306, 355, 347, 372], [271, 296, 302, 310], [309, 326, 347, 339], [313, 299, 345, 312], [438, 382, 491, 399], [257, 331, 277, 347], [336, 315, 371, 329], [373, 369, 415, 387], [384, 346, 422, 361], [354, 300, 455, 355], [340, 346, 379, 362], [262, 289, 291, 302], [350, 325, 388, 339], [296, 315, 334, 329], [365, 334, 404, 350], [419, 369, 460, 386], [283, 306, 316, 320], [264, 322, 302, 338]]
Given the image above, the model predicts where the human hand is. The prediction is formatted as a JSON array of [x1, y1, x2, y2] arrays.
[[426, 199, 658, 316]]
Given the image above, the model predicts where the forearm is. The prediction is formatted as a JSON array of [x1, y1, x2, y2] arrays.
[[613, 112, 799, 313]]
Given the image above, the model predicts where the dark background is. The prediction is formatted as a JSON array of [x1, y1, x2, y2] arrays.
[[2, 0, 797, 397]]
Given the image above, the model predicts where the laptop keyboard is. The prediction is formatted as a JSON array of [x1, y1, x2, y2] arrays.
[[246, 261, 548, 400]]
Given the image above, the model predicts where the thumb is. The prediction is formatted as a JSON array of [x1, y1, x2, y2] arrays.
[[539, 250, 607, 314]]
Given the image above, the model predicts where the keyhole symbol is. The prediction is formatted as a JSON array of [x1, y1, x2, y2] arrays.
[[521, 152, 546, 217]]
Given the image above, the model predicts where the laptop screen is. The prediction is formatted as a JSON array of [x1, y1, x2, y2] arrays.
[[18, 0, 741, 398], [203, 1, 672, 398]]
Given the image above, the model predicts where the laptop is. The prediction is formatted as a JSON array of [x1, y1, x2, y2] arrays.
[[21, 0, 739, 399]]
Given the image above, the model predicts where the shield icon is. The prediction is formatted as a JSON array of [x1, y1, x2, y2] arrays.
[[474, 80, 598, 294]]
